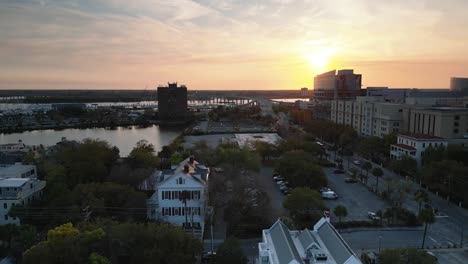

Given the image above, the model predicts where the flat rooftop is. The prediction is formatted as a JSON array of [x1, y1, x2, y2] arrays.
[[235, 133, 282, 148], [0, 178, 29, 187]]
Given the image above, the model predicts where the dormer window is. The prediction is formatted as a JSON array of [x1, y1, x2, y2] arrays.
[[177, 178, 185, 184]]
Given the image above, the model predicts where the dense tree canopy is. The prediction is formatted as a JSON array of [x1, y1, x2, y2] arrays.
[[275, 150, 327, 189], [212, 237, 247, 264], [22, 221, 202, 264], [283, 187, 327, 229]]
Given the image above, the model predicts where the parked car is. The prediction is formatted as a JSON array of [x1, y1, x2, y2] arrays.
[[277, 181, 285, 186], [279, 185, 289, 192], [345, 178, 358, 183], [368, 212, 381, 221], [333, 169, 345, 174], [281, 188, 291, 195], [273, 176, 285, 181], [322, 191, 338, 200], [280, 181, 290, 187], [353, 160, 361, 166], [319, 187, 332, 193]]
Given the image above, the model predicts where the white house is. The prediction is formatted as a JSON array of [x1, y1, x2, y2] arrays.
[[390, 133, 448, 166], [0, 141, 28, 153], [146, 156, 209, 239], [0, 178, 46, 225], [258, 217, 361, 264], [0, 163, 37, 179]]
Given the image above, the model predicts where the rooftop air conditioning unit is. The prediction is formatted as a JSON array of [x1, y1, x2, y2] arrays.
[[314, 253, 328, 261]]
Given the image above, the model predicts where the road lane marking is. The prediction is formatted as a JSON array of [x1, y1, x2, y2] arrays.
[[429, 236, 437, 243]]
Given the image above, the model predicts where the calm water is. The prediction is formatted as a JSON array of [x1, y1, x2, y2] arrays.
[[0, 125, 182, 157]]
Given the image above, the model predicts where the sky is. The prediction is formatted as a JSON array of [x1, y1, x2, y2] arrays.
[[1, 0, 468, 90]]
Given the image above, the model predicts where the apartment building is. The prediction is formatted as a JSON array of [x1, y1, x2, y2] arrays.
[[331, 97, 407, 138], [146, 156, 209, 239], [390, 133, 448, 166], [0, 178, 46, 225], [404, 107, 468, 146]]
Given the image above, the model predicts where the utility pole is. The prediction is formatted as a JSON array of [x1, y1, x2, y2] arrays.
[[461, 221, 464, 248], [378, 235, 382, 253], [208, 206, 214, 253]]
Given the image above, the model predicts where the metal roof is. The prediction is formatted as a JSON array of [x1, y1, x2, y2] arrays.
[[317, 221, 354, 264], [269, 220, 302, 264]]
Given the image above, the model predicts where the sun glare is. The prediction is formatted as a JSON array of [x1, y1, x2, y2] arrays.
[[305, 49, 335, 73]]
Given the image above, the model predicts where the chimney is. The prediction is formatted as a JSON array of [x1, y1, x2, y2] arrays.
[[184, 164, 189, 174]]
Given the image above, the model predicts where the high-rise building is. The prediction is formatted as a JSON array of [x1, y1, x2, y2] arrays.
[[157, 82, 188, 120], [313, 69, 363, 100], [450, 77, 468, 95], [300, 87, 309, 97]]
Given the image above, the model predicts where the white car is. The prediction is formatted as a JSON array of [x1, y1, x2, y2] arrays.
[[322, 191, 338, 200], [353, 160, 361, 166], [368, 212, 381, 221]]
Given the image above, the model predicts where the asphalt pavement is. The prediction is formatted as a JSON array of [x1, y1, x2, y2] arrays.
[[323, 167, 388, 221]]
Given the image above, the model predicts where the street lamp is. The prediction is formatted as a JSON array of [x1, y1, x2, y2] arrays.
[[378, 235, 383, 253]]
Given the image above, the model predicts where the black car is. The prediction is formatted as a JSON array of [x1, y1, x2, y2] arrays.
[[345, 178, 358, 183]]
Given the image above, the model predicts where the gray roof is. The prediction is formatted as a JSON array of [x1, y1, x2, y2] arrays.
[[298, 228, 316, 251], [317, 221, 354, 264], [270, 220, 302, 264], [0, 178, 29, 187]]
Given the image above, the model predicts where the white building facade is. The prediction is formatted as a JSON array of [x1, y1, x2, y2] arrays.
[[390, 133, 448, 167], [0, 178, 46, 225], [331, 97, 407, 138], [146, 157, 209, 239]]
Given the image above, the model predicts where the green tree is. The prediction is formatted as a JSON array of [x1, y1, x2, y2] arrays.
[[254, 141, 276, 161], [419, 209, 435, 249], [213, 237, 247, 264], [348, 168, 359, 180], [0, 224, 38, 260], [333, 205, 348, 224], [283, 187, 327, 229], [379, 248, 437, 264], [89, 253, 111, 264], [362, 162, 372, 183], [22, 223, 105, 264], [128, 140, 158, 168], [275, 151, 327, 189], [414, 190, 429, 214], [372, 167, 384, 192]]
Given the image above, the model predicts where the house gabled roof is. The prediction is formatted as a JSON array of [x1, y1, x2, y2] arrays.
[[269, 220, 302, 264], [316, 220, 357, 264], [157, 157, 209, 187]]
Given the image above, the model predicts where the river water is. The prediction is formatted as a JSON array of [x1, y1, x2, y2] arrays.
[[0, 125, 183, 157]]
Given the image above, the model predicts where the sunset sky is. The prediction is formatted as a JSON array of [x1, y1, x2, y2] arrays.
[[1, 0, 467, 90]]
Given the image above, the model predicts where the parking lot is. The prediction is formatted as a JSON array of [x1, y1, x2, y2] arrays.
[[322, 167, 388, 221], [254, 166, 287, 222]]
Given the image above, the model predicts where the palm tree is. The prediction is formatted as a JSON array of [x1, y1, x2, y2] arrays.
[[179, 190, 191, 229], [362, 162, 372, 183], [372, 168, 384, 193], [419, 208, 435, 249], [349, 168, 359, 180], [333, 205, 348, 224], [414, 190, 429, 214]]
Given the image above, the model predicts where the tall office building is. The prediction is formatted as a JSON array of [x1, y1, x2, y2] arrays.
[[450, 77, 468, 95], [157, 82, 188, 121], [313, 69, 363, 100]]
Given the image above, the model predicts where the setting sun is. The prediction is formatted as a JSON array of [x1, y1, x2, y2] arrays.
[[305, 49, 335, 73]]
